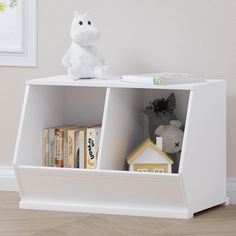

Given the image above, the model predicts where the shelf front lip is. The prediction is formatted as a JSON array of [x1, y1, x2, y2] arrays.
[[19, 200, 192, 219], [16, 165, 180, 179], [26, 74, 221, 91]]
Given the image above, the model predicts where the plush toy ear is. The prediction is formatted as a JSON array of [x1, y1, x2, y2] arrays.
[[155, 125, 165, 136], [170, 120, 182, 128], [73, 11, 79, 17], [166, 93, 176, 112]]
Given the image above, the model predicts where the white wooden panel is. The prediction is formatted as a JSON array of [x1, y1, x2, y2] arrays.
[[18, 166, 189, 218], [14, 85, 65, 166], [98, 88, 144, 170], [13, 77, 227, 219], [180, 81, 227, 213], [64, 87, 106, 126], [27, 74, 217, 91]]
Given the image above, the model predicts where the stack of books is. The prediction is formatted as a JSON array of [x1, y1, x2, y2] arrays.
[[43, 125, 101, 169]]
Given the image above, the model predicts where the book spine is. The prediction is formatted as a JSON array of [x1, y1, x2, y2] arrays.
[[48, 128, 55, 167], [68, 130, 75, 168], [95, 127, 101, 164], [86, 128, 96, 169], [79, 130, 85, 169], [43, 128, 49, 166], [75, 131, 80, 168], [63, 130, 69, 168], [84, 128, 87, 169], [55, 129, 64, 167]]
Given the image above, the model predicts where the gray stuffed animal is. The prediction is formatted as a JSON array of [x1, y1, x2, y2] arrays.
[[142, 93, 177, 142], [155, 120, 184, 154], [155, 120, 184, 173]]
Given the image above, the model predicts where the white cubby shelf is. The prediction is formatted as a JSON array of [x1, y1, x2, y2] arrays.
[[13, 75, 228, 219]]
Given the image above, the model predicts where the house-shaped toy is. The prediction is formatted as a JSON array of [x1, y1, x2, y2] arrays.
[[127, 138, 173, 173]]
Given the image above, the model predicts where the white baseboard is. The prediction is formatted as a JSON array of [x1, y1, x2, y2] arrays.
[[227, 178, 236, 204], [0, 166, 17, 191], [0, 165, 236, 204]]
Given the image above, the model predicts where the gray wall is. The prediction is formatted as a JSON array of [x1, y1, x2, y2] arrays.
[[0, 0, 235, 177]]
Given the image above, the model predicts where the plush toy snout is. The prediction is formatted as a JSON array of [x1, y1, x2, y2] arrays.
[[154, 120, 184, 154]]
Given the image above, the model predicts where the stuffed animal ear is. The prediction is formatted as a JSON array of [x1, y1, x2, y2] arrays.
[[73, 11, 79, 17], [166, 93, 176, 112], [170, 120, 182, 128], [155, 125, 165, 136]]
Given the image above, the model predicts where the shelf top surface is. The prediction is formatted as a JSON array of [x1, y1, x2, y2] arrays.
[[27, 74, 223, 90]]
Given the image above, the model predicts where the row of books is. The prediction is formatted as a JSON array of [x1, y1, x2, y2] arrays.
[[43, 125, 101, 169]]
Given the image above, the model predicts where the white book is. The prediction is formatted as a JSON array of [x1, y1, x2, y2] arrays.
[[86, 126, 101, 169], [121, 73, 205, 85]]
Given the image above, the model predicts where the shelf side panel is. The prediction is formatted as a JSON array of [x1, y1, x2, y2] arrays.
[[180, 81, 227, 213], [98, 88, 144, 170], [14, 85, 65, 166]]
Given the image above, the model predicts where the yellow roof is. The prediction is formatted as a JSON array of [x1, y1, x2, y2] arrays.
[[127, 139, 174, 165]]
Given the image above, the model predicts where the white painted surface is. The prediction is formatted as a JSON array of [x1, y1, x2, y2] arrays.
[[130, 147, 171, 165], [129, 147, 172, 173], [131, 148, 171, 165], [227, 178, 236, 204], [17, 166, 188, 218], [0, 166, 17, 191], [2, 167, 235, 205], [13, 85, 106, 167], [27, 74, 215, 91], [19, 201, 192, 219], [13, 78, 228, 218], [180, 81, 227, 213], [98, 88, 144, 170]]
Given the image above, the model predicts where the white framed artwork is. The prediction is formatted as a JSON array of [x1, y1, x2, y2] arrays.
[[0, 0, 37, 67]]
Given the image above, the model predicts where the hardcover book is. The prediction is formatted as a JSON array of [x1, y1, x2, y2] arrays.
[[43, 128, 49, 166], [55, 128, 64, 167], [48, 128, 56, 167], [86, 126, 101, 169], [68, 127, 82, 168]]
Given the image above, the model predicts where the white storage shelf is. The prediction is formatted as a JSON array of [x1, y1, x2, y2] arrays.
[[13, 75, 228, 219]]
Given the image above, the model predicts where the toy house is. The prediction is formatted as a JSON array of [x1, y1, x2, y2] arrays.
[[127, 138, 173, 173]]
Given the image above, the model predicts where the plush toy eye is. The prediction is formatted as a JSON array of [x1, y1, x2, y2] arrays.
[[88, 21, 91, 25], [79, 21, 83, 25], [175, 142, 180, 147]]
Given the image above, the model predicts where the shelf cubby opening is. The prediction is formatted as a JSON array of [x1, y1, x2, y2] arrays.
[[15, 85, 107, 167], [98, 87, 190, 174]]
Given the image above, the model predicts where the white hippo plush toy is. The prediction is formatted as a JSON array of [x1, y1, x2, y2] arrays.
[[62, 12, 110, 80]]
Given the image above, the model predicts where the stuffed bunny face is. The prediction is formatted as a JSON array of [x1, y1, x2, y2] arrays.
[[70, 12, 99, 46], [155, 120, 184, 154]]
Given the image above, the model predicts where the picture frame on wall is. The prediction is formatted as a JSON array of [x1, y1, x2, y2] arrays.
[[0, 0, 37, 67]]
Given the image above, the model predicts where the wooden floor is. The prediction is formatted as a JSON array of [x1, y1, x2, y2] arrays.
[[0, 192, 235, 236]]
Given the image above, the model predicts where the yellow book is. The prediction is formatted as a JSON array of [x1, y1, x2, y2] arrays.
[[68, 127, 81, 168], [43, 128, 49, 166], [55, 128, 64, 167]]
